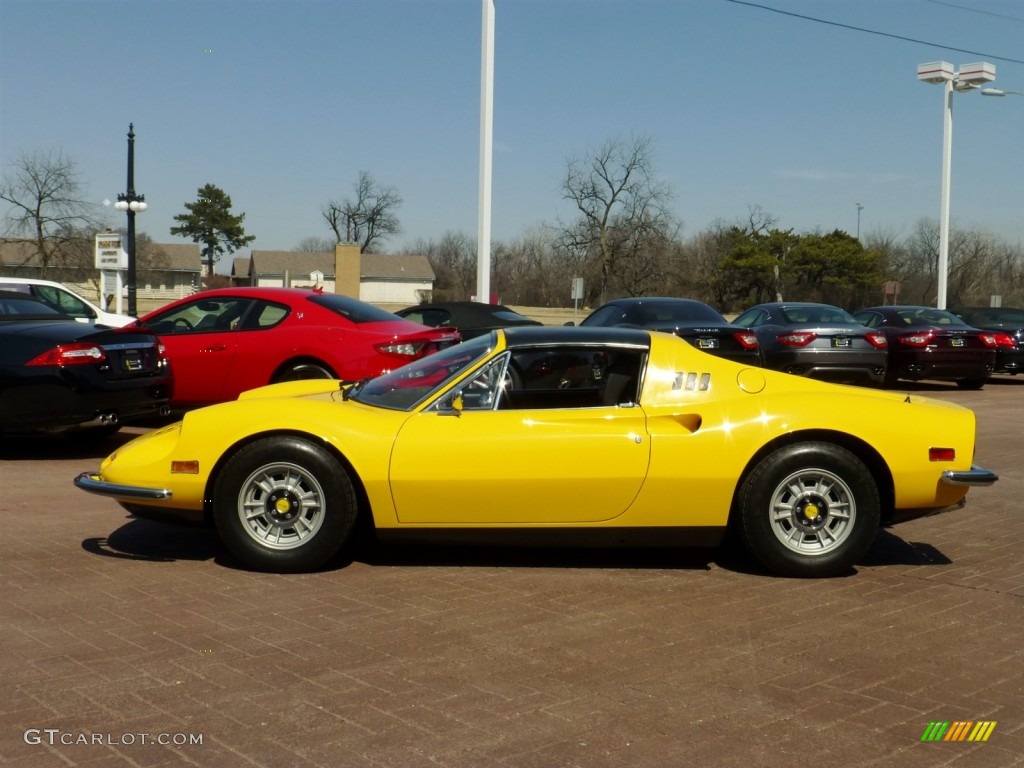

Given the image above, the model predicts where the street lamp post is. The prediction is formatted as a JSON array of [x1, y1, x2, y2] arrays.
[[113, 123, 147, 317], [856, 202, 863, 239], [917, 62, 996, 310]]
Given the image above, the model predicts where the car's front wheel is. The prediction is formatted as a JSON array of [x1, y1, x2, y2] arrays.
[[735, 442, 880, 577], [212, 437, 357, 573]]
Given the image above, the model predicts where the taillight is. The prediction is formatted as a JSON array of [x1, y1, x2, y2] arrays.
[[865, 332, 888, 349], [929, 447, 956, 462], [734, 332, 758, 350], [897, 330, 935, 348], [375, 340, 428, 359], [777, 331, 816, 347], [26, 342, 106, 367], [982, 332, 1014, 349]]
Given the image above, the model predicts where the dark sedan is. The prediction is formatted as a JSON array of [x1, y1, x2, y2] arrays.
[[0, 290, 170, 437], [395, 301, 541, 341], [854, 306, 999, 389], [950, 306, 1024, 375], [577, 297, 760, 365], [732, 302, 887, 384]]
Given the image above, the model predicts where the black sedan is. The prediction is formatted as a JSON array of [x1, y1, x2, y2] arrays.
[[396, 301, 541, 341], [732, 302, 887, 384], [577, 297, 760, 365], [0, 290, 170, 437], [950, 306, 1024, 375], [854, 306, 998, 389]]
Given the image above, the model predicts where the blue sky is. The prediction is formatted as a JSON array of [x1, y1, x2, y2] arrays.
[[2, 0, 1023, 261]]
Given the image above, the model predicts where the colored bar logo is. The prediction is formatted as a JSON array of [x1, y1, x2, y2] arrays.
[[921, 721, 997, 742]]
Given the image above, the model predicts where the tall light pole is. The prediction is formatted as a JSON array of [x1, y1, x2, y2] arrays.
[[917, 62, 995, 309], [477, 0, 494, 304], [114, 123, 147, 317], [855, 202, 863, 240]]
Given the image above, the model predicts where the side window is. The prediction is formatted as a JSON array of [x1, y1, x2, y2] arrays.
[[502, 347, 644, 409], [145, 298, 254, 334], [34, 285, 94, 320], [580, 305, 620, 326], [732, 309, 762, 328], [245, 301, 289, 329], [444, 354, 511, 411]]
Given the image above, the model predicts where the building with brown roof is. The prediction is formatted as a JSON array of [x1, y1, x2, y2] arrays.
[[240, 243, 434, 304], [0, 237, 201, 309]]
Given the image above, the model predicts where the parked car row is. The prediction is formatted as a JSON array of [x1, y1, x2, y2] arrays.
[[565, 297, 1017, 391]]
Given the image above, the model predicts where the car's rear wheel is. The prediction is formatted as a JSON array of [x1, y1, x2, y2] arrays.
[[735, 442, 880, 577], [273, 362, 335, 382], [212, 437, 357, 573]]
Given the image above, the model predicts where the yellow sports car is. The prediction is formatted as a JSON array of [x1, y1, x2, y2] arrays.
[[75, 327, 997, 578]]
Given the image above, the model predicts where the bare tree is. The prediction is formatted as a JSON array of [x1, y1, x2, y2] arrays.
[[558, 136, 677, 304], [0, 149, 101, 275], [402, 232, 476, 301], [322, 171, 402, 253], [293, 236, 335, 253]]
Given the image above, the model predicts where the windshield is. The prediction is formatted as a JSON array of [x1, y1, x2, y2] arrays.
[[352, 333, 494, 410]]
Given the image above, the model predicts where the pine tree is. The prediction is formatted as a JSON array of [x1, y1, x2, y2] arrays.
[[170, 184, 255, 276]]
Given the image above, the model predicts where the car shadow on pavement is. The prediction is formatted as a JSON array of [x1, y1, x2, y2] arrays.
[[352, 541, 718, 572], [82, 517, 221, 564], [80, 520, 951, 574], [858, 528, 952, 567]]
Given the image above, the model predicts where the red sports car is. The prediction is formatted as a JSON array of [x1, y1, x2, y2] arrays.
[[135, 287, 460, 407]]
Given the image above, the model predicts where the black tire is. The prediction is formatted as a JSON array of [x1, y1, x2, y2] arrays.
[[212, 437, 357, 573], [273, 362, 335, 383], [955, 378, 986, 390], [735, 442, 880, 578]]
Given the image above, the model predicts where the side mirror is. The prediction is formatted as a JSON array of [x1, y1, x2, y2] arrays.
[[563, 321, 575, 327], [438, 391, 463, 417]]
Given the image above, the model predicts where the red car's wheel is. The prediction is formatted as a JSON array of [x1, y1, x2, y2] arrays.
[[212, 437, 357, 573], [736, 442, 880, 578], [273, 362, 335, 382]]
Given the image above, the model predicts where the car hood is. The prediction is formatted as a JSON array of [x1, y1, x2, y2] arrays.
[[237, 379, 347, 401]]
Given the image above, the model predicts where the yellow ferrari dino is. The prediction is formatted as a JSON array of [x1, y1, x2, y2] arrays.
[[76, 326, 996, 577]]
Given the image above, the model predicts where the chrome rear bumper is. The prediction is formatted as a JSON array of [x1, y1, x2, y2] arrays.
[[941, 465, 998, 487]]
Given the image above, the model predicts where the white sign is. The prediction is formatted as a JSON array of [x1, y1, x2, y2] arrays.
[[94, 234, 128, 270], [571, 277, 584, 300]]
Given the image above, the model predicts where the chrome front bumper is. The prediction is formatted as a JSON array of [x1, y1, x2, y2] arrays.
[[74, 472, 174, 501], [941, 465, 999, 487]]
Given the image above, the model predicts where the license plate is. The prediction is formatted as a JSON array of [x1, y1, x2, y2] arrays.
[[832, 337, 850, 348], [123, 352, 142, 371], [696, 338, 718, 349], [950, 338, 965, 347]]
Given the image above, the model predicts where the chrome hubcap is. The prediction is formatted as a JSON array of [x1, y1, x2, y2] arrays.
[[237, 462, 325, 550], [768, 468, 855, 556]]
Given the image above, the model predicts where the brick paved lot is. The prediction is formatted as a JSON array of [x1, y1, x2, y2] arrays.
[[2, 379, 1022, 767]]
